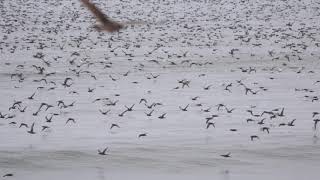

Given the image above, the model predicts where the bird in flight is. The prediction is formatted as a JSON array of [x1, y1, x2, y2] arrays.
[[98, 147, 108, 155], [80, 0, 124, 32]]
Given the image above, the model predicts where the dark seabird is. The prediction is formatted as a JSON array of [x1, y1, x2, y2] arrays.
[[98, 147, 108, 155], [138, 133, 147, 138], [221, 152, 231, 158], [110, 123, 120, 129], [27, 123, 36, 134]]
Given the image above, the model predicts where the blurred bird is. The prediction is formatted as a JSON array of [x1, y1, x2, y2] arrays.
[[138, 133, 147, 138], [81, 0, 123, 32], [3, 173, 13, 177], [221, 152, 231, 158], [98, 147, 108, 155]]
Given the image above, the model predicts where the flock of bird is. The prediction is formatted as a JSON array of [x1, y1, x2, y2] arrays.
[[0, 0, 320, 178]]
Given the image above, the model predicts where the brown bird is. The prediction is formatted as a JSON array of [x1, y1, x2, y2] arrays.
[[80, 0, 124, 32]]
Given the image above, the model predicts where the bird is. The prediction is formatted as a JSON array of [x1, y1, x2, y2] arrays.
[[191, 96, 199, 101], [110, 123, 120, 130], [98, 147, 108, 155], [27, 123, 36, 134], [277, 108, 285, 117], [118, 110, 128, 117], [206, 122, 215, 129], [179, 104, 189, 111], [2, 173, 13, 177], [250, 135, 259, 141], [247, 109, 260, 117], [312, 112, 319, 118], [287, 119, 296, 126], [220, 152, 231, 158], [45, 114, 54, 123], [202, 107, 211, 112], [205, 115, 218, 122], [279, 123, 286, 127], [125, 104, 135, 111], [41, 126, 50, 131], [203, 85, 212, 90], [138, 133, 147, 138], [158, 113, 166, 119], [262, 127, 270, 134], [66, 118, 76, 124], [246, 118, 255, 123], [225, 107, 235, 113], [257, 118, 266, 125], [18, 106, 27, 112], [80, 0, 124, 32], [216, 104, 225, 111], [27, 92, 36, 100], [88, 87, 95, 92], [61, 77, 73, 87], [145, 109, 154, 116], [313, 119, 320, 130], [99, 109, 111, 115], [19, 123, 28, 128], [139, 98, 147, 104]]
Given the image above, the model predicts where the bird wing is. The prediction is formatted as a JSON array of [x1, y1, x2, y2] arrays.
[[80, 0, 112, 25], [81, 0, 126, 32]]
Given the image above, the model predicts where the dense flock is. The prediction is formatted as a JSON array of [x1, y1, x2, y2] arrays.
[[0, 0, 320, 179]]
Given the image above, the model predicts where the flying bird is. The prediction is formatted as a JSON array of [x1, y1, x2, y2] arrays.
[[138, 133, 147, 138], [110, 123, 120, 129], [27, 123, 36, 134], [98, 147, 108, 155], [220, 152, 231, 158], [3, 173, 13, 177], [80, 0, 124, 32]]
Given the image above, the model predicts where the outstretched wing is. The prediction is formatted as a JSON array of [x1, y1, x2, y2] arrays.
[[80, 0, 111, 24], [80, 0, 123, 32]]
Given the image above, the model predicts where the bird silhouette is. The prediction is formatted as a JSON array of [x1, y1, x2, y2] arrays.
[[110, 123, 120, 130], [312, 112, 319, 118], [27, 92, 36, 100], [250, 135, 259, 141], [262, 127, 270, 133], [125, 104, 135, 111], [179, 104, 189, 111], [98, 147, 108, 155], [206, 122, 215, 129], [3, 173, 13, 177], [99, 109, 111, 115], [287, 119, 296, 126], [66, 118, 76, 124], [139, 98, 147, 104], [41, 126, 50, 131], [138, 133, 147, 138], [19, 123, 28, 128], [158, 113, 166, 119], [220, 152, 231, 158], [145, 109, 154, 116], [314, 119, 320, 130], [27, 123, 36, 134]]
